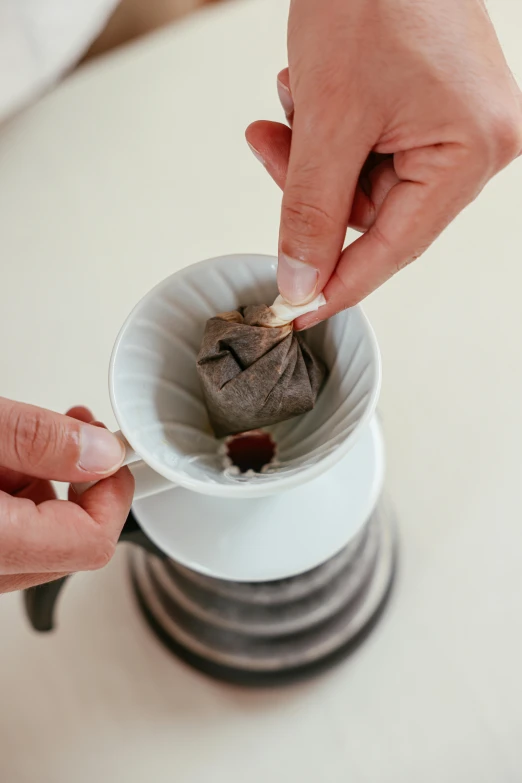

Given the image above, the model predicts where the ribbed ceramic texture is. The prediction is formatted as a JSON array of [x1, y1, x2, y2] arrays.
[[111, 254, 380, 488]]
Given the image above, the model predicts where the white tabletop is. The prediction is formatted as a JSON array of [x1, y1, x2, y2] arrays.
[[1, 1, 522, 781]]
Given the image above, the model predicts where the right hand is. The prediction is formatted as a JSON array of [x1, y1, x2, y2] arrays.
[[246, 0, 522, 328], [0, 399, 134, 594]]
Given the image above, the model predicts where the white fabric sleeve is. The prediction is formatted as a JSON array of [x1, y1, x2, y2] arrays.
[[0, 0, 120, 123]]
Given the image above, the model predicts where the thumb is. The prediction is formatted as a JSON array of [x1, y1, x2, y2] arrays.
[[0, 397, 125, 482], [277, 95, 371, 305]]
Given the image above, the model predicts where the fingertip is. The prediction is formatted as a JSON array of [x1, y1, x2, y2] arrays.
[[246, 120, 291, 152], [245, 120, 266, 138], [245, 121, 268, 156], [277, 68, 290, 89], [293, 277, 356, 330], [66, 406, 94, 423], [70, 465, 134, 517], [247, 140, 266, 167], [246, 121, 291, 191], [295, 310, 328, 331]]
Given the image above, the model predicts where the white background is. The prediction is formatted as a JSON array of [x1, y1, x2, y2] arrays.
[[1, 0, 522, 780]]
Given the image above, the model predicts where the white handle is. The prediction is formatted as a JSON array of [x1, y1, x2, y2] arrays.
[[72, 431, 176, 499]]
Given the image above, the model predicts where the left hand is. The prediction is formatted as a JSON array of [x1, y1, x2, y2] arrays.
[[0, 402, 133, 594]]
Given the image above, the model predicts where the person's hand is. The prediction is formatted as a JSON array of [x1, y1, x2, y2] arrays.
[[0, 398, 134, 594], [246, 0, 522, 328]]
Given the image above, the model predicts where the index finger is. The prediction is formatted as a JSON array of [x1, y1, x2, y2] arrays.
[[277, 72, 373, 305], [0, 467, 134, 575]]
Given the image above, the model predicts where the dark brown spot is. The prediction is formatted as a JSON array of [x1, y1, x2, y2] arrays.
[[226, 431, 276, 473]]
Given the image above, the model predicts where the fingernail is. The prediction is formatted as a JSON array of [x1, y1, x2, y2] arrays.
[[79, 425, 125, 474], [70, 481, 95, 497], [278, 254, 319, 305], [277, 79, 294, 119], [247, 142, 265, 166]]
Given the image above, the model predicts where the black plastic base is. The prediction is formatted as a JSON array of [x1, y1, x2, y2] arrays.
[[128, 501, 398, 687], [130, 556, 397, 687]]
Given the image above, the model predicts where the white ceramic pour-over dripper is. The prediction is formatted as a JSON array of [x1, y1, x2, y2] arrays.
[[96, 253, 380, 500]]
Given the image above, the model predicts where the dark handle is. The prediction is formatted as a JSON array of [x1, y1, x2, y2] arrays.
[[23, 510, 167, 632]]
